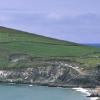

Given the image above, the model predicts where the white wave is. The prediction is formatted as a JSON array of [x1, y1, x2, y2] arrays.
[[29, 85, 33, 87], [90, 97, 99, 100], [73, 87, 91, 96], [73, 87, 100, 100]]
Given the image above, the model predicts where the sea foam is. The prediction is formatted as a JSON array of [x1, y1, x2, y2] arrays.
[[73, 87, 99, 100]]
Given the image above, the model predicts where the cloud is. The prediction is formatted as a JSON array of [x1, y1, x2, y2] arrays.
[[46, 13, 63, 20]]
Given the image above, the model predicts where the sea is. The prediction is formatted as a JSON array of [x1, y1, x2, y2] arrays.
[[0, 84, 90, 100], [85, 44, 100, 48]]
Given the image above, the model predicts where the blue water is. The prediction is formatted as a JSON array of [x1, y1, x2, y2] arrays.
[[0, 84, 89, 100], [85, 44, 100, 48]]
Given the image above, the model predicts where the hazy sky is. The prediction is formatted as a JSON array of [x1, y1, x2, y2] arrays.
[[0, 0, 100, 43]]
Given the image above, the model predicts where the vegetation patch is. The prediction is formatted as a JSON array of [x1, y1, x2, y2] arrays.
[[0, 26, 100, 69]]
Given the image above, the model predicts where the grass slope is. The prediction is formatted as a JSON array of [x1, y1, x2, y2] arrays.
[[0, 26, 100, 69]]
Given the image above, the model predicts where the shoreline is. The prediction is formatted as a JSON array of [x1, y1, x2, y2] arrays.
[[0, 81, 79, 88], [73, 87, 100, 100], [0, 82, 100, 100]]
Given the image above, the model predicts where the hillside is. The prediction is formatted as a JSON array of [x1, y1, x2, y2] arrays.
[[0, 26, 100, 69], [0, 26, 100, 87]]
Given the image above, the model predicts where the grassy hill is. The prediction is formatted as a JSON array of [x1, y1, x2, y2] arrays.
[[0, 26, 100, 69]]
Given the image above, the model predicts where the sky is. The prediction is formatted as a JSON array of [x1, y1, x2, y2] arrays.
[[0, 0, 100, 43]]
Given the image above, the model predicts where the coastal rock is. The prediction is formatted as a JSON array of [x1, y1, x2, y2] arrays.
[[0, 62, 98, 87]]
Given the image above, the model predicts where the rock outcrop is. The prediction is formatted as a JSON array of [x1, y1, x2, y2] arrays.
[[0, 62, 98, 87]]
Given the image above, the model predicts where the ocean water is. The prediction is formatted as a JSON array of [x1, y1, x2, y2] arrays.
[[85, 44, 100, 48], [0, 84, 89, 100]]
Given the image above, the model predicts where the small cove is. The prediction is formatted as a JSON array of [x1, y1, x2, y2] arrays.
[[0, 84, 90, 100]]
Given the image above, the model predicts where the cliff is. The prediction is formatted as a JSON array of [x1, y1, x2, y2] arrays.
[[0, 61, 99, 87]]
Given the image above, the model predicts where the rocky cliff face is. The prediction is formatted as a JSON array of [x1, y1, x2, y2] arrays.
[[0, 62, 98, 87], [0, 64, 74, 84]]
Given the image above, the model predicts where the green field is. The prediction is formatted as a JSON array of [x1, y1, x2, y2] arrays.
[[0, 26, 100, 69]]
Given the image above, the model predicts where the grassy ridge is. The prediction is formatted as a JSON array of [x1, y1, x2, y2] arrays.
[[0, 26, 77, 45], [0, 26, 100, 69]]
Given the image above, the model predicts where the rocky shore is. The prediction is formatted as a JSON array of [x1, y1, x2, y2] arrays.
[[0, 62, 99, 88]]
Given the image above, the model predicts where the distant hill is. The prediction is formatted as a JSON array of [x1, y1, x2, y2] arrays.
[[0, 26, 100, 69]]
